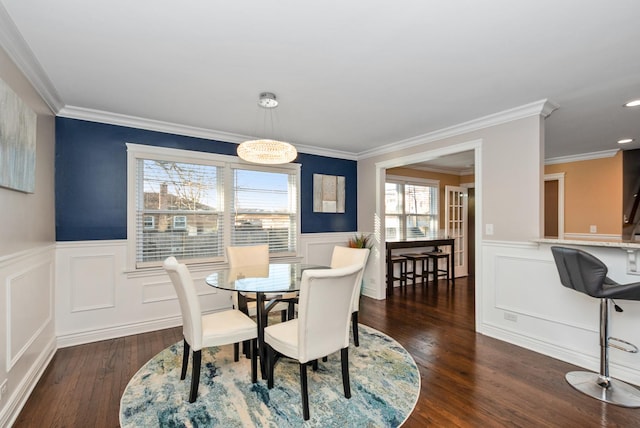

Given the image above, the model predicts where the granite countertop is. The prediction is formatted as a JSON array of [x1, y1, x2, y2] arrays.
[[535, 238, 640, 249]]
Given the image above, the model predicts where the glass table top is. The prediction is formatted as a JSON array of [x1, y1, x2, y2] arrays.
[[205, 263, 326, 293]]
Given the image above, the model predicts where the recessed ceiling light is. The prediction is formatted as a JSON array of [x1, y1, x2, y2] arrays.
[[625, 99, 640, 107], [618, 138, 634, 144]]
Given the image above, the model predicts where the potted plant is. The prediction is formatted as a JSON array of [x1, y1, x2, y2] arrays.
[[348, 233, 373, 249]]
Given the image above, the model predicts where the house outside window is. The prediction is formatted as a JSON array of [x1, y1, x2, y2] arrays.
[[127, 143, 300, 269], [385, 175, 438, 240]]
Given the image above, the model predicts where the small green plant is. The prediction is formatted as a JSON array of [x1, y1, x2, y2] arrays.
[[348, 233, 372, 249]]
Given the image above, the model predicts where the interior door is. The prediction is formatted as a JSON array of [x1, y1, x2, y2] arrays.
[[445, 185, 468, 277]]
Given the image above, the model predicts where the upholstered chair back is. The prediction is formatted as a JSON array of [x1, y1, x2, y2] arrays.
[[163, 256, 203, 350], [330, 246, 370, 311], [297, 264, 363, 363], [227, 244, 269, 267], [551, 246, 608, 298]]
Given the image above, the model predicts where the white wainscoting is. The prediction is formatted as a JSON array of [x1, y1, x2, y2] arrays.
[[56, 240, 229, 348], [55, 233, 359, 348], [0, 245, 56, 428], [298, 232, 379, 298], [479, 241, 640, 386]]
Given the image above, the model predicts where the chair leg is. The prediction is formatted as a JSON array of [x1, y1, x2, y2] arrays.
[[300, 363, 310, 420], [599, 298, 611, 386], [564, 298, 640, 407], [234, 342, 239, 362], [341, 347, 351, 399], [189, 350, 201, 403], [267, 344, 275, 389], [180, 339, 190, 380], [311, 359, 318, 371], [352, 311, 359, 347], [287, 301, 296, 320], [250, 338, 257, 384]]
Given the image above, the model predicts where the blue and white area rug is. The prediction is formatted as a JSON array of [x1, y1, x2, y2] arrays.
[[120, 325, 420, 427]]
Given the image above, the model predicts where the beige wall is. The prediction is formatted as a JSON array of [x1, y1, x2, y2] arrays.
[[386, 149, 623, 239], [460, 173, 474, 184], [0, 44, 56, 427], [0, 46, 55, 255], [357, 114, 543, 300], [359, 115, 543, 241], [545, 151, 622, 236]]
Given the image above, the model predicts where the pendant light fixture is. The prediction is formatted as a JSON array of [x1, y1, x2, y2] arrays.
[[237, 92, 297, 164]]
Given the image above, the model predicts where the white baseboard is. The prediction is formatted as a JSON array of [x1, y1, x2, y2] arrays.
[[479, 320, 640, 386], [0, 336, 57, 428], [57, 315, 183, 348]]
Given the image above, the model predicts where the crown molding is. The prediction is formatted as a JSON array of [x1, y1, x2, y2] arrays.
[[0, 4, 63, 113], [358, 99, 559, 160], [58, 105, 248, 143], [544, 149, 619, 165], [408, 165, 475, 176], [58, 105, 359, 161]]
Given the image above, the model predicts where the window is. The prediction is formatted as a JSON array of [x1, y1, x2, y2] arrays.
[[231, 169, 298, 252], [143, 216, 155, 230], [127, 144, 300, 268], [172, 215, 187, 230], [385, 176, 438, 240]]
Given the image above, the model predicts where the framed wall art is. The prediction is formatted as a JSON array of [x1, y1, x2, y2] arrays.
[[313, 173, 345, 213], [0, 77, 37, 193]]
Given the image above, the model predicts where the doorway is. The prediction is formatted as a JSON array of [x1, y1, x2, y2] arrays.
[[544, 173, 565, 239], [445, 185, 468, 277], [374, 139, 482, 326]]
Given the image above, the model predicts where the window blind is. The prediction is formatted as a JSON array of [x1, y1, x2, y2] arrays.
[[136, 159, 223, 265], [230, 167, 297, 255]]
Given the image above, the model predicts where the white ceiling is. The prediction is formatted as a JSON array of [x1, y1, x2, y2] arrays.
[[1, 1, 639, 166]]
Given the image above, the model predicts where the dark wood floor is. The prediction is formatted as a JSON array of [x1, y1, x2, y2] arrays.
[[14, 277, 640, 427]]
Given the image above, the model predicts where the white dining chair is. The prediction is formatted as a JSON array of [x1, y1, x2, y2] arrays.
[[226, 244, 293, 320], [264, 264, 363, 420], [330, 246, 370, 347], [163, 256, 258, 403]]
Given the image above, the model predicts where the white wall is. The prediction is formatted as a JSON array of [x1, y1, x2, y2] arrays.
[[355, 103, 640, 386], [482, 241, 640, 385], [55, 232, 356, 347], [0, 46, 56, 426]]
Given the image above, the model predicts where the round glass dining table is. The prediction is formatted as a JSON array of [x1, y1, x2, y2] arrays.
[[205, 263, 327, 378]]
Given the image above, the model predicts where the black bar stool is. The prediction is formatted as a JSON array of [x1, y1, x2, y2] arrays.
[[422, 249, 451, 284], [400, 253, 430, 286], [387, 255, 408, 289], [551, 246, 640, 407]]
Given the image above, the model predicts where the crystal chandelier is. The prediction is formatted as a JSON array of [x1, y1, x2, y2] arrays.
[[237, 92, 297, 164]]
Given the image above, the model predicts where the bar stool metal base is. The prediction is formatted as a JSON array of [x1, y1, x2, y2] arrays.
[[565, 371, 640, 408]]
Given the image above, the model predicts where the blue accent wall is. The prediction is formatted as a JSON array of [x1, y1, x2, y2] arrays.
[[55, 117, 357, 240], [297, 153, 358, 233]]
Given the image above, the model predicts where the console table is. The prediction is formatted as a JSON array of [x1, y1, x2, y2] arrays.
[[386, 237, 455, 295]]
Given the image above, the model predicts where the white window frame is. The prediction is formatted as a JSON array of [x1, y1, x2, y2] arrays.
[[143, 215, 155, 230], [172, 215, 187, 230], [126, 143, 301, 271], [385, 175, 439, 240]]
